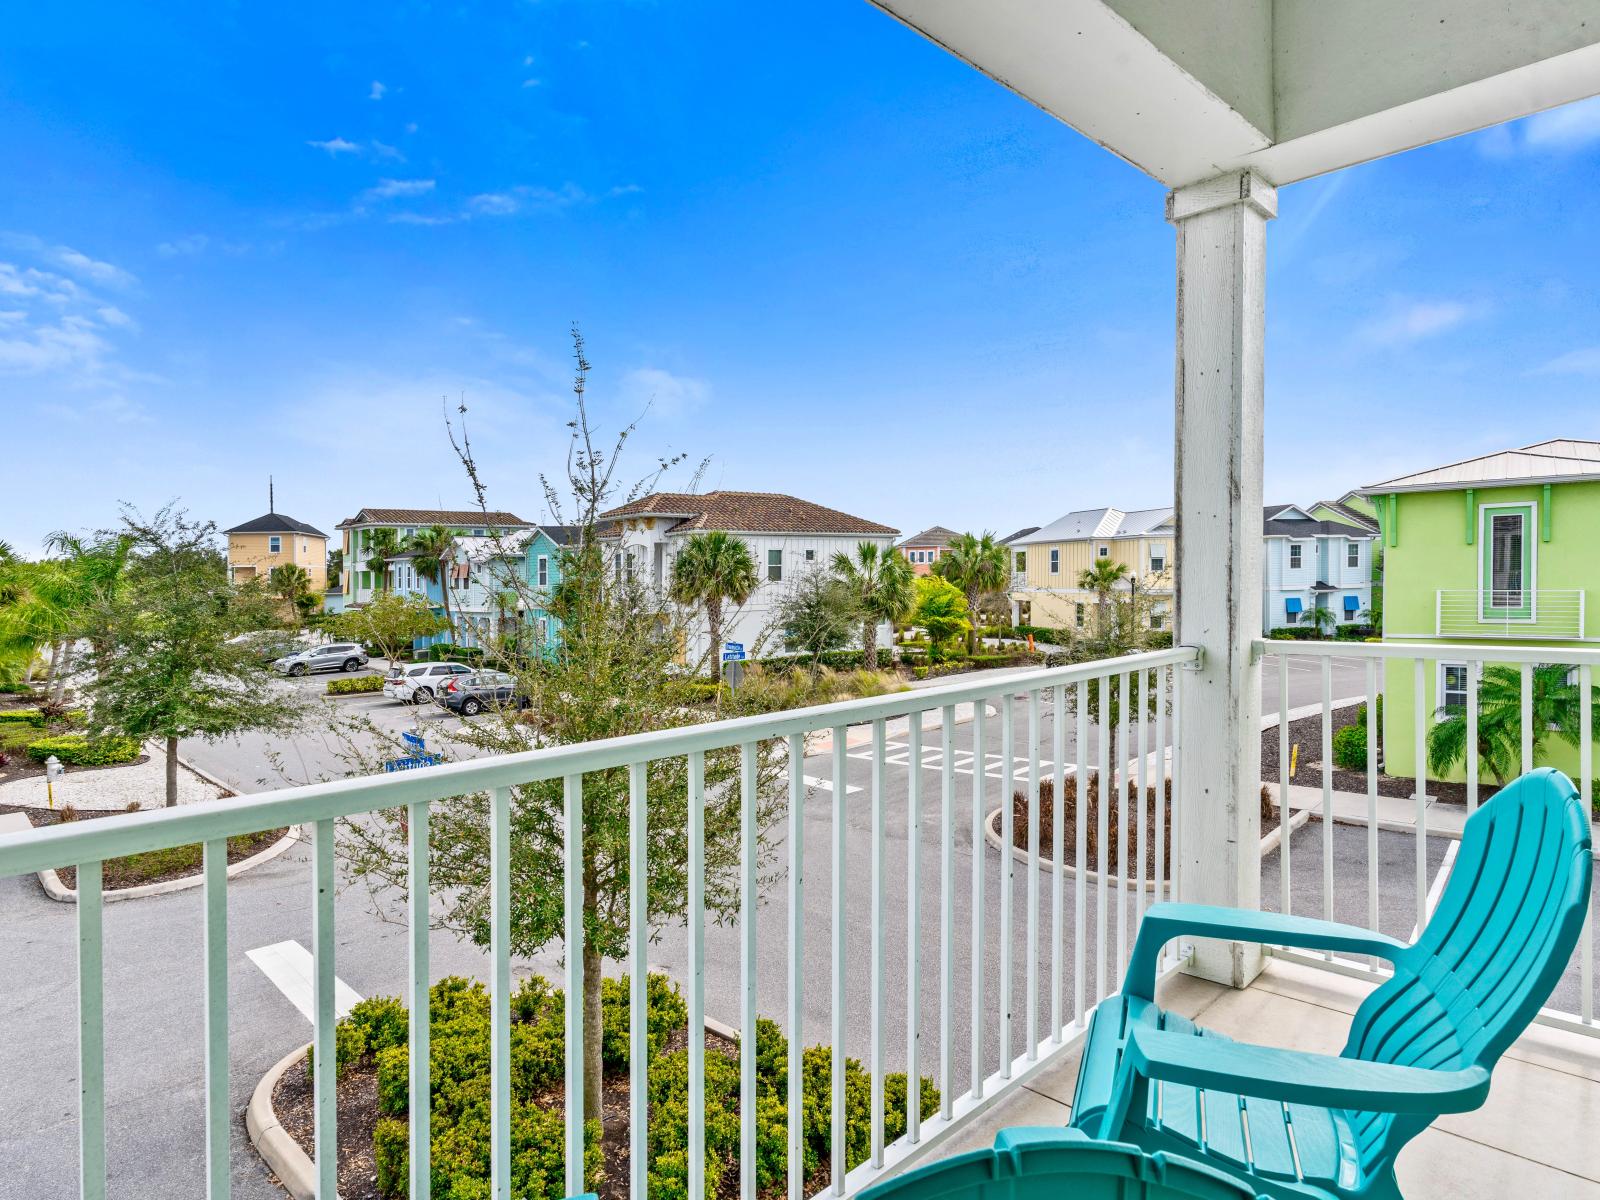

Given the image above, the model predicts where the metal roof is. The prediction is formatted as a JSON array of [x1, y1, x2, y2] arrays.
[[1364, 440, 1600, 493], [1010, 506, 1173, 546]]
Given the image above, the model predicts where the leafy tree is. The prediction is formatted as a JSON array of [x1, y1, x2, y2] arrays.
[[338, 329, 783, 1134], [776, 567, 857, 665], [269, 563, 313, 624], [932, 531, 1008, 652], [84, 508, 300, 806], [328, 591, 447, 663], [1301, 603, 1338, 637], [830, 543, 915, 670], [365, 527, 403, 594], [1427, 664, 1600, 786], [406, 524, 458, 637], [327, 546, 343, 583], [670, 530, 759, 681], [911, 576, 971, 660], [1077, 558, 1130, 636]]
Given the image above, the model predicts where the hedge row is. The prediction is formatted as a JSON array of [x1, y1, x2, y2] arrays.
[[1265, 624, 1376, 642], [327, 674, 385, 695], [0, 710, 44, 726], [26, 735, 141, 765], [326, 973, 936, 1200], [752, 649, 895, 673]]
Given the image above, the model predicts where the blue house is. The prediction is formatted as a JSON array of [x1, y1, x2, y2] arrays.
[[522, 525, 579, 654], [1260, 503, 1378, 633]]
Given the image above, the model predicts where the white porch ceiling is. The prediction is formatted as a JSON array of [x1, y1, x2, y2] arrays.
[[869, 0, 1600, 187]]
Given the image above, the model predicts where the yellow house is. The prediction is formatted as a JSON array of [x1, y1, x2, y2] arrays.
[[1007, 506, 1174, 632], [224, 511, 329, 590]]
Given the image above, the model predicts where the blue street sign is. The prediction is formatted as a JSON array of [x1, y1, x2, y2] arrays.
[[384, 753, 442, 773], [401, 730, 427, 751], [721, 641, 746, 662]]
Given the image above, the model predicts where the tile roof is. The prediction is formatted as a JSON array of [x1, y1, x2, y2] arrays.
[[1364, 439, 1600, 493], [336, 508, 532, 528], [599, 491, 897, 536], [897, 525, 960, 549], [223, 511, 329, 538]]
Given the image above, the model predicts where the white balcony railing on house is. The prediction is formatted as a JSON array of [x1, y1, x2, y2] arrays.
[[0, 647, 1196, 1200], [1009, 570, 1027, 591], [1435, 588, 1587, 640]]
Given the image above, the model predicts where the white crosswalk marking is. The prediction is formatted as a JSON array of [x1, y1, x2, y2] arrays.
[[247, 939, 363, 1024], [783, 773, 863, 795]]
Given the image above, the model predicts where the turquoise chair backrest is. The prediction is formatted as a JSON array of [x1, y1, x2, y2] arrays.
[[859, 1128, 1264, 1200], [1340, 768, 1592, 1176]]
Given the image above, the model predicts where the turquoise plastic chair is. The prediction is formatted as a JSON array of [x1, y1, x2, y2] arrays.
[[1071, 768, 1592, 1199], [861, 1127, 1266, 1200]]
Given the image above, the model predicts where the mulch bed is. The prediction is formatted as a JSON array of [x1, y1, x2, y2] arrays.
[[274, 1022, 746, 1200], [1260, 702, 1500, 808], [2, 807, 288, 889], [1003, 775, 1278, 879]]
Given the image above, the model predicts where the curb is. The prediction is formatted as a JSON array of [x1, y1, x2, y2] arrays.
[[37, 824, 303, 904], [982, 799, 1312, 888], [247, 1042, 318, 1200]]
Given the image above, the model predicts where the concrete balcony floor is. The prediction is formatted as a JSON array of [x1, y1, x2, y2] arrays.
[[929, 957, 1600, 1198]]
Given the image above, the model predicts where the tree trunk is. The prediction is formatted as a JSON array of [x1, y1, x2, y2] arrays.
[[165, 736, 179, 807], [582, 944, 604, 1127], [707, 597, 723, 682], [862, 617, 877, 669], [51, 641, 74, 704], [967, 587, 980, 654]]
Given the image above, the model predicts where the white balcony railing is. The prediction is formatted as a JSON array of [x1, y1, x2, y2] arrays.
[[0, 646, 1196, 1200], [1009, 570, 1027, 590], [1435, 587, 1586, 640]]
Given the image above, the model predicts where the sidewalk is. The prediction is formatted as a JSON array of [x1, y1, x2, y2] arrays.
[[1269, 779, 1474, 838]]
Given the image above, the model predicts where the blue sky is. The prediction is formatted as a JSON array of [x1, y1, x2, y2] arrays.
[[4, 3, 1599, 558]]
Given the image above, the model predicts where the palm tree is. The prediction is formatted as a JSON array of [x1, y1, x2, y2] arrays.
[[407, 524, 457, 640], [831, 542, 916, 669], [1301, 603, 1339, 637], [933, 531, 1009, 652], [1428, 663, 1600, 786], [670, 531, 760, 681], [365, 527, 402, 595], [1078, 558, 1130, 636], [268, 563, 312, 623]]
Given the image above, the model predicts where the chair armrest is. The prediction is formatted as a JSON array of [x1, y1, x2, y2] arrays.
[[1124, 902, 1411, 999], [1123, 1026, 1490, 1115]]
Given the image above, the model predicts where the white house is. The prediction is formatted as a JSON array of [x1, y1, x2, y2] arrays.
[[598, 491, 899, 668], [1261, 503, 1376, 633]]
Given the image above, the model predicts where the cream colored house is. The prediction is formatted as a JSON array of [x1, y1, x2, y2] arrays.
[[1007, 506, 1173, 632], [224, 511, 329, 589]]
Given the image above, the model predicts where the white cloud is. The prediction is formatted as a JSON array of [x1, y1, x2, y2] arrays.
[[308, 137, 361, 155], [364, 177, 436, 200], [372, 140, 405, 161], [96, 305, 136, 329], [620, 367, 710, 420], [3, 234, 135, 289], [389, 212, 459, 226], [1357, 298, 1484, 347], [1477, 96, 1600, 158], [0, 242, 144, 390], [467, 192, 520, 216], [157, 233, 210, 257], [369, 80, 387, 100], [1532, 346, 1600, 376]]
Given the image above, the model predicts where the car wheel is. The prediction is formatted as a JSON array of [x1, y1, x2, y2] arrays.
[[414, 687, 433, 704], [290, 663, 308, 677], [461, 698, 482, 716], [342, 658, 360, 672]]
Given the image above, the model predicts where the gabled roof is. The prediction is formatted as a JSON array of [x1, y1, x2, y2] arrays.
[[336, 508, 533, 529], [534, 525, 580, 547], [1364, 440, 1600, 494], [1000, 526, 1039, 545], [898, 525, 960, 549], [599, 491, 897, 536], [1310, 499, 1380, 533], [1264, 514, 1376, 539], [224, 511, 328, 538], [1010, 506, 1173, 546]]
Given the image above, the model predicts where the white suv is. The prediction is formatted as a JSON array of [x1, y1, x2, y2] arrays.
[[383, 661, 475, 704]]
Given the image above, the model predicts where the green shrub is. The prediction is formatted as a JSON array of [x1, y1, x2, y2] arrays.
[[1265, 626, 1324, 641], [327, 674, 384, 695], [348, 996, 410, 1056], [427, 643, 458, 662], [26, 735, 140, 765], [376, 1044, 410, 1117], [373, 1117, 410, 1195], [1332, 722, 1367, 770], [752, 649, 894, 674], [0, 682, 34, 694], [0, 710, 44, 726], [681, 680, 723, 704]]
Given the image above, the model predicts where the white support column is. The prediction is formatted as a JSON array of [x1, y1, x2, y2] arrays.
[[1169, 169, 1275, 989]]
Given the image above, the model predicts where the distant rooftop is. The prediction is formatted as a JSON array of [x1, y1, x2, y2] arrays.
[[1365, 440, 1600, 493], [600, 491, 897, 537], [1010, 506, 1173, 546], [224, 511, 328, 538], [337, 508, 533, 529], [1000, 526, 1040, 545], [897, 525, 960, 549], [1263, 504, 1377, 539]]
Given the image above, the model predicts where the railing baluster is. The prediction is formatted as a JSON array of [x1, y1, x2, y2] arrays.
[[1321, 658, 1333, 955], [1136, 670, 1149, 927], [999, 693, 1015, 1077], [1170, 670, 1182, 910], [1365, 661, 1379, 970], [1074, 680, 1088, 1018], [1582, 667, 1594, 1027], [78, 858, 105, 1200], [1025, 689, 1040, 1061], [1466, 659, 1479, 814], [1520, 662, 1535, 776], [408, 802, 431, 1200], [785, 735, 805, 1200], [1154, 668, 1167, 910], [970, 701, 985, 1100], [831, 725, 848, 1193], [1116, 671, 1129, 974], [1279, 654, 1291, 918], [562, 777, 584, 1199], [491, 787, 512, 1199], [739, 743, 758, 1200], [689, 752, 707, 1200], [1096, 675, 1110, 1004], [311, 819, 337, 1200], [203, 839, 229, 1200], [1413, 658, 1427, 935], [939, 703, 955, 1122], [1050, 684, 1065, 1042], [906, 711, 923, 1143], [869, 719, 886, 1167], [629, 764, 649, 1200]]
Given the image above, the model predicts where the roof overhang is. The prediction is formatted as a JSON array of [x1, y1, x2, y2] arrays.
[[1361, 472, 1600, 496], [869, 0, 1600, 188]]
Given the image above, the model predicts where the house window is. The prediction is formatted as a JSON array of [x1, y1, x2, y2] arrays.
[[767, 549, 782, 582], [1150, 608, 1165, 631], [1289, 544, 1303, 570], [1014, 551, 1026, 571], [1149, 542, 1166, 573], [1097, 545, 1109, 558], [1487, 510, 1527, 610], [1346, 542, 1360, 569], [1440, 663, 1470, 711], [537, 556, 549, 587], [805, 549, 815, 562], [1074, 602, 1085, 628], [1049, 548, 1060, 575], [269, 535, 281, 553], [472, 528, 486, 537], [538, 617, 550, 642]]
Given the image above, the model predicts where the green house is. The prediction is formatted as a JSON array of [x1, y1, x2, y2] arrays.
[[1365, 439, 1600, 783]]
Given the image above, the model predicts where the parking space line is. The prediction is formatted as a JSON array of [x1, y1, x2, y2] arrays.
[[247, 939, 363, 1024]]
